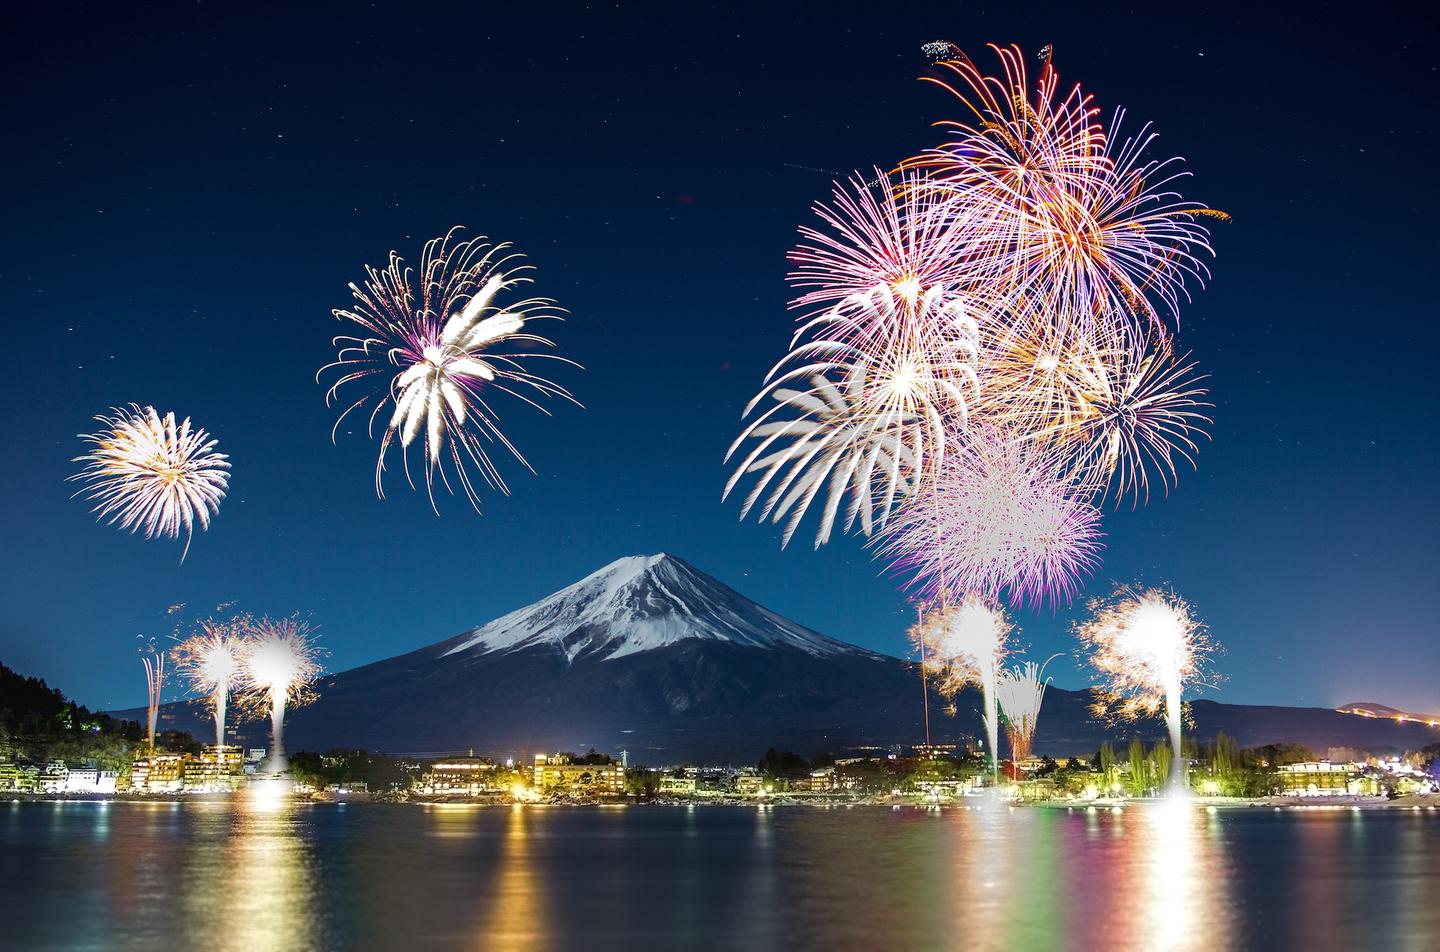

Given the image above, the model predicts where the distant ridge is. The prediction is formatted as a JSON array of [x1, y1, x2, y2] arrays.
[[1337, 702, 1440, 728], [120, 554, 1440, 762]]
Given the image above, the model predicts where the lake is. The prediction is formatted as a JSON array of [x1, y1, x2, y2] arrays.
[[3, 799, 1437, 950]]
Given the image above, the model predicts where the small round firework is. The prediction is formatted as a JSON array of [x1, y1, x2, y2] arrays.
[[72, 405, 230, 560]]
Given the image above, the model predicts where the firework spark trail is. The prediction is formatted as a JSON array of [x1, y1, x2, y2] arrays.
[[879, 427, 1104, 611], [238, 617, 325, 773], [321, 227, 580, 512], [911, 594, 1013, 779], [72, 405, 230, 561], [1075, 588, 1217, 790], [172, 619, 245, 750], [996, 655, 1058, 762], [787, 168, 971, 349]]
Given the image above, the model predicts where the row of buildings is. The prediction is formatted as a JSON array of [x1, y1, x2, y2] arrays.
[[417, 753, 626, 797], [0, 746, 267, 796]]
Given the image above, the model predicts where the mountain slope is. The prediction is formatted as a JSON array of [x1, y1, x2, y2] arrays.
[[124, 554, 1440, 762]]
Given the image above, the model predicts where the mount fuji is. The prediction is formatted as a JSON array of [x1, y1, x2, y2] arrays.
[[127, 554, 1440, 763], [164, 554, 948, 761]]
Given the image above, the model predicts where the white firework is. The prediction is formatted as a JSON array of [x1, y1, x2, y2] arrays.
[[71, 405, 230, 560]]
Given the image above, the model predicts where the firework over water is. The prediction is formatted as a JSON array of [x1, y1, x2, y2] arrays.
[[322, 227, 580, 512], [996, 656, 1057, 763], [71, 405, 230, 561], [879, 428, 1104, 611], [238, 617, 325, 773], [1075, 588, 1217, 789], [172, 618, 245, 750], [910, 594, 1013, 778]]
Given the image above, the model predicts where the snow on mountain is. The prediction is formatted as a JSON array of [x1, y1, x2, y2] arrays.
[[444, 553, 873, 662]]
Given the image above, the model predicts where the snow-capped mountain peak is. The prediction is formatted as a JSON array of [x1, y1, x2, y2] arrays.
[[443, 553, 871, 662]]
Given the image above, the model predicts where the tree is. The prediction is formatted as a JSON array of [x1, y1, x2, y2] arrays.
[[1127, 738, 1148, 795], [757, 747, 808, 778], [1151, 740, 1173, 788], [1096, 742, 1117, 787]]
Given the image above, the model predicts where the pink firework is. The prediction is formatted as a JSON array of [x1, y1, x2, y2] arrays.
[[788, 167, 969, 348], [879, 428, 1104, 611], [908, 44, 1221, 349]]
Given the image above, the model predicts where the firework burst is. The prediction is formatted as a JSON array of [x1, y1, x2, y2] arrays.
[[172, 619, 245, 750], [726, 291, 979, 548], [980, 334, 1211, 503], [1076, 588, 1217, 788], [909, 43, 1220, 347], [72, 405, 230, 560], [238, 617, 325, 772], [321, 227, 579, 512], [788, 168, 969, 347], [996, 656, 1057, 762], [880, 428, 1104, 611], [910, 594, 1013, 777]]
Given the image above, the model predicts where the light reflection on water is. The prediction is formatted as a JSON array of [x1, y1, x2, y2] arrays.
[[1, 800, 1437, 950]]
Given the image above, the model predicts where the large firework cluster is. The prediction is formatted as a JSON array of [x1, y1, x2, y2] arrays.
[[727, 44, 1222, 772], [728, 44, 1219, 612]]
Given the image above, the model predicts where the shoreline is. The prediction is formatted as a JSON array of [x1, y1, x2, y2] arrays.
[[9, 791, 1437, 811]]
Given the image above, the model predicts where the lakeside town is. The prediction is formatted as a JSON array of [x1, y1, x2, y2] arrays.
[[5, 660, 1439, 809], [7, 738, 1439, 809]]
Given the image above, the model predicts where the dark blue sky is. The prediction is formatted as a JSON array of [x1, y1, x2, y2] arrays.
[[3, 3, 1435, 714]]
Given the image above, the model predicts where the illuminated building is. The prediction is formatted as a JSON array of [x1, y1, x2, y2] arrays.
[[36, 761, 68, 793], [1275, 761, 1374, 796], [129, 753, 188, 793], [183, 746, 244, 792], [659, 776, 697, 796], [62, 767, 119, 794], [735, 773, 767, 796], [422, 757, 503, 795], [532, 753, 624, 797], [0, 761, 21, 790]]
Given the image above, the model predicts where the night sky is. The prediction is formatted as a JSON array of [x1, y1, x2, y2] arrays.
[[3, 4, 1435, 714]]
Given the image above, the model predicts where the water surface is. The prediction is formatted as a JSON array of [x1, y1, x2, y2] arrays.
[[3, 799, 1436, 950]]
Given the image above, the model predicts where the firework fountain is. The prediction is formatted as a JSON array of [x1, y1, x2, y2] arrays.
[[173, 619, 244, 750], [239, 617, 324, 775], [911, 595, 1012, 780], [137, 637, 165, 751], [995, 656, 1057, 763], [1076, 589, 1216, 792]]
